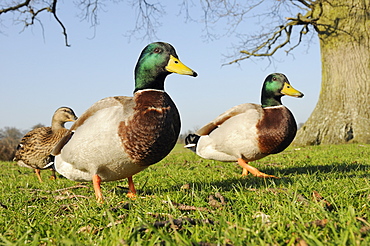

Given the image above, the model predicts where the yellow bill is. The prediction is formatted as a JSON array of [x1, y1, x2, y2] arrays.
[[165, 55, 198, 77], [281, 82, 304, 98]]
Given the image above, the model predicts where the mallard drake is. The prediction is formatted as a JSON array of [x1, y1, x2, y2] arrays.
[[185, 73, 303, 178], [52, 42, 197, 202], [13, 107, 78, 182]]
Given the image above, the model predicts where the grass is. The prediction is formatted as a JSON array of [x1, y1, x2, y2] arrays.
[[0, 144, 369, 245]]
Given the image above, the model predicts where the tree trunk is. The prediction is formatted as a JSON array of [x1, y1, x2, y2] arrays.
[[294, 0, 370, 145]]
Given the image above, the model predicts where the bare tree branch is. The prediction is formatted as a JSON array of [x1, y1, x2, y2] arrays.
[[225, 25, 293, 65], [199, 0, 264, 40], [125, 0, 165, 41], [0, 0, 31, 15], [1, 0, 322, 53], [77, 0, 101, 26], [225, 1, 321, 65], [50, 0, 70, 47], [1, 0, 70, 46]]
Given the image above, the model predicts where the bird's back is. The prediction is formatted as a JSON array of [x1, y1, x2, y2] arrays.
[[14, 127, 69, 169]]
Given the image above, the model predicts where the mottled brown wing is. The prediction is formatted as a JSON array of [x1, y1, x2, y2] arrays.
[[15, 127, 68, 168]]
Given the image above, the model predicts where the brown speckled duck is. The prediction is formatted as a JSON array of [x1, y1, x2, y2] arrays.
[[13, 107, 78, 182], [185, 73, 303, 178], [52, 42, 197, 202]]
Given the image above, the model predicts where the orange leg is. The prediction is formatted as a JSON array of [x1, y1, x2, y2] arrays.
[[127, 176, 137, 199], [93, 174, 104, 203], [237, 158, 278, 178], [49, 169, 56, 180], [241, 167, 249, 176], [35, 169, 43, 183]]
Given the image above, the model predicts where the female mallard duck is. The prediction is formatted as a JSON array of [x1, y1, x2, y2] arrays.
[[185, 73, 303, 178], [52, 42, 197, 202], [13, 107, 78, 182]]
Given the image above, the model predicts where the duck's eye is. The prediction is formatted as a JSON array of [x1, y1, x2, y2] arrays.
[[153, 48, 161, 53], [272, 77, 277, 81]]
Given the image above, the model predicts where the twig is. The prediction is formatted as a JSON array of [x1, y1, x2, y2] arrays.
[[54, 184, 90, 193], [54, 194, 90, 200], [312, 190, 334, 211], [225, 2, 323, 65], [0, 0, 31, 14], [162, 200, 211, 212], [50, 0, 70, 47], [1, 0, 70, 46], [136, 217, 215, 232]]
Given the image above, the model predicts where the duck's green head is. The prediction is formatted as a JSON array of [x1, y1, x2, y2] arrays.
[[261, 73, 304, 108], [134, 42, 197, 92]]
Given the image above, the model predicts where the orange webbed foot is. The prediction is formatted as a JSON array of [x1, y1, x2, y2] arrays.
[[238, 158, 279, 179]]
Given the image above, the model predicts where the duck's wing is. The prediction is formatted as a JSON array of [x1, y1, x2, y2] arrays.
[[196, 103, 261, 136], [70, 96, 134, 131], [14, 127, 52, 165], [51, 96, 134, 156]]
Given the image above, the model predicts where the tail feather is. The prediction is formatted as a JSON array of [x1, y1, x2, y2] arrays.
[[43, 155, 55, 169], [184, 134, 200, 153]]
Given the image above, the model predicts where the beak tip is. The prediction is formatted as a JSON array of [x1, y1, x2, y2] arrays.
[[192, 71, 198, 77]]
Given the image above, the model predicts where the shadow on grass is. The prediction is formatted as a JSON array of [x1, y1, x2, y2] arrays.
[[279, 162, 370, 177], [137, 162, 370, 195]]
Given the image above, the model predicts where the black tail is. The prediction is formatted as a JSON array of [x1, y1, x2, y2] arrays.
[[184, 134, 200, 153], [44, 155, 55, 170]]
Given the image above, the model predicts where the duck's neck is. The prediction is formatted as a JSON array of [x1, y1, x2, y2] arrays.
[[134, 60, 169, 92], [134, 75, 167, 92], [51, 121, 65, 131], [261, 93, 283, 108]]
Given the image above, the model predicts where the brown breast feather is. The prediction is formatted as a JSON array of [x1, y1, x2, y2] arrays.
[[256, 107, 297, 154], [118, 90, 180, 166]]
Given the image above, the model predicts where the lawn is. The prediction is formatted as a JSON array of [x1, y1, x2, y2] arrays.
[[0, 144, 369, 245]]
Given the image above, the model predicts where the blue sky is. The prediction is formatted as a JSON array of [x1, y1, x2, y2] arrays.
[[1, 1, 321, 133]]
